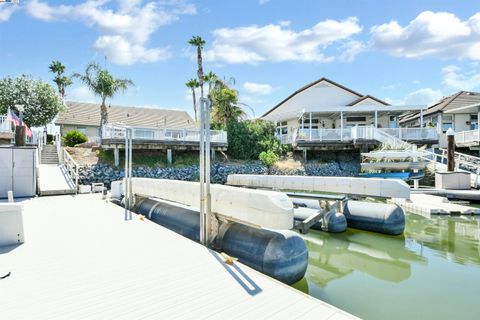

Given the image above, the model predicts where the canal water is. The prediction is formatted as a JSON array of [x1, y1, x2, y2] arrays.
[[293, 212, 480, 320]]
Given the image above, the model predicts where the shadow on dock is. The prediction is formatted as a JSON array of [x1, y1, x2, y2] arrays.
[[210, 251, 262, 296]]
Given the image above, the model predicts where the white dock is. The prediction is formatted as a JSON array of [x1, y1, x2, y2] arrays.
[[37, 164, 76, 196], [0, 194, 358, 320], [389, 194, 480, 218]]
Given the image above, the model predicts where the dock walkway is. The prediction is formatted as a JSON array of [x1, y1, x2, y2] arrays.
[[0, 194, 357, 320], [37, 164, 76, 196]]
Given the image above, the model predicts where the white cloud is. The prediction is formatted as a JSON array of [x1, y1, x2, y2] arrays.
[[259, 0, 270, 5], [404, 88, 443, 106], [442, 65, 480, 91], [0, 4, 18, 22], [243, 82, 273, 95], [25, 0, 195, 65], [68, 85, 97, 103], [205, 17, 362, 64], [94, 35, 171, 65], [339, 40, 365, 62], [370, 11, 480, 60]]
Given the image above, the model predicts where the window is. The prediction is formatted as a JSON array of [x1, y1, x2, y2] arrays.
[[298, 117, 320, 129], [471, 114, 478, 130], [276, 121, 288, 136], [346, 116, 366, 122], [76, 127, 87, 134], [442, 114, 453, 133]]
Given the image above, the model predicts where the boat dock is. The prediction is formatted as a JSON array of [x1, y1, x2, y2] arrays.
[[389, 194, 480, 218], [0, 194, 358, 320]]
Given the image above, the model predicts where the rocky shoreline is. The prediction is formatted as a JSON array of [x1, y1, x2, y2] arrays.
[[79, 160, 360, 187]]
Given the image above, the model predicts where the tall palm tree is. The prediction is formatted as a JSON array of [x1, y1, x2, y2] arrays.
[[73, 62, 134, 127], [211, 87, 246, 126], [185, 78, 200, 121], [188, 36, 206, 98], [48, 60, 72, 100]]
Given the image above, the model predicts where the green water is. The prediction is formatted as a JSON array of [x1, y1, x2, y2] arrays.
[[293, 212, 480, 320]]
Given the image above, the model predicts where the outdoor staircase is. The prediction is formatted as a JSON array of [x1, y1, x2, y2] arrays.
[[40, 145, 59, 164]]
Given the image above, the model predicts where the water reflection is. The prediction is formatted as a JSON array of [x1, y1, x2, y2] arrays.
[[406, 215, 480, 266], [301, 228, 426, 288], [298, 214, 480, 288]]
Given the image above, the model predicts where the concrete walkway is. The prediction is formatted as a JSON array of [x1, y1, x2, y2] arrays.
[[0, 195, 358, 320], [37, 164, 76, 196]]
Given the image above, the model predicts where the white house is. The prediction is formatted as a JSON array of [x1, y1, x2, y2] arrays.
[[262, 77, 437, 151], [400, 91, 480, 150]]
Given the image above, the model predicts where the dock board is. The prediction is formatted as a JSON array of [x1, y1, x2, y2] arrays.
[[389, 194, 480, 218], [0, 195, 358, 320]]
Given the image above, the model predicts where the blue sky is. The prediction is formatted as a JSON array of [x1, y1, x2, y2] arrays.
[[1, 0, 480, 118]]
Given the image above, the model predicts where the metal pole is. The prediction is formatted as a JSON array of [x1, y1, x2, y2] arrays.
[[204, 98, 212, 246], [199, 99, 205, 245], [420, 109, 424, 128], [374, 111, 378, 128], [128, 128, 133, 220], [309, 112, 312, 141], [340, 112, 344, 141], [124, 127, 129, 220]]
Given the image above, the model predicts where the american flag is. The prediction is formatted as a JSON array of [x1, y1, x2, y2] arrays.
[[7, 109, 32, 138]]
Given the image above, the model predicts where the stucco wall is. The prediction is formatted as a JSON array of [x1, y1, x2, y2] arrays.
[[61, 125, 99, 140]]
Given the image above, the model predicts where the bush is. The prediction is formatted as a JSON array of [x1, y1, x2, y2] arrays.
[[63, 130, 88, 147], [227, 119, 289, 160], [259, 150, 279, 167]]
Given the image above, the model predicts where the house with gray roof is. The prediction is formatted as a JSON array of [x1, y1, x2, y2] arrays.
[[400, 91, 480, 134]]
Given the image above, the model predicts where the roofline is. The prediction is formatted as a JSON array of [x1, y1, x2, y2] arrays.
[[347, 95, 390, 106], [64, 100, 191, 115], [444, 102, 480, 114], [261, 77, 364, 118]]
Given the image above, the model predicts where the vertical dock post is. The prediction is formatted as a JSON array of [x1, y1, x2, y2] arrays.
[[447, 128, 455, 172], [167, 149, 173, 164], [199, 97, 212, 246]]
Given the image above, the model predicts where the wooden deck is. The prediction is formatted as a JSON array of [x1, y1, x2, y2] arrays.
[[0, 194, 358, 320]]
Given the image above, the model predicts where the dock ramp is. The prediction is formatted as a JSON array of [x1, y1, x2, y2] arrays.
[[37, 164, 76, 196]]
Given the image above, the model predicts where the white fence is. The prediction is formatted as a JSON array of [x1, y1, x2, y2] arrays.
[[279, 126, 438, 144], [102, 124, 228, 144], [455, 129, 480, 146]]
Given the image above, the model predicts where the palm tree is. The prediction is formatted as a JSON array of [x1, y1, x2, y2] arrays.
[[48, 60, 72, 100], [188, 36, 206, 97], [203, 71, 217, 98], [185, 78, 200, 121], [73, 62, 134, 127], [211, 87, 246, 126]]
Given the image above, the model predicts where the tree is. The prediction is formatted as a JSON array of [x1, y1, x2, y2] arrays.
[[203, 71, 217, 98], [188, 36, 206, 97], [185, 78, 200, 121], [48, 60, 72, 100], [73, 62, 134, 126], [211, 87, 245, 127], [0, 75, 63, 127]]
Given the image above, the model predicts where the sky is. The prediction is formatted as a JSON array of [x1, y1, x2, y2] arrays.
[[1, 0, 480, 118]]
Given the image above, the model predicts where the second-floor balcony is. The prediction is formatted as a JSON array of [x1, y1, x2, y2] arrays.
[[277, 126, 438, 146], [455, 129, 480, 148], [100, 124, 228, 150]]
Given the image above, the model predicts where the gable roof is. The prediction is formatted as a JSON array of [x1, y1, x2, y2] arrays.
[[400, 91, 480, 123], [56, 101, 195, 128], [347, 95, 389, 106], [262, 77, 364, 117]]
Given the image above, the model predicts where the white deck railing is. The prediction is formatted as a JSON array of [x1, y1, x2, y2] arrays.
[[102, 124, 228, 144], [285, 127, 437, 144], [0, 115, 12, 133], [455, 129, 480, 146]]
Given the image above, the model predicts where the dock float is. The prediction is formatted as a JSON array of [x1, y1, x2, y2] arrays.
[[0, 194, 358, 320], [389, 194, 480, 218]]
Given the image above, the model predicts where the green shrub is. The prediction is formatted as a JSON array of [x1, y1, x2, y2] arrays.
[[46, 134, 54, 144], [63, 130, 88, 147], [259, 150, 279, 167], [227, 119, 289, 160]]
